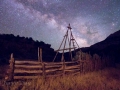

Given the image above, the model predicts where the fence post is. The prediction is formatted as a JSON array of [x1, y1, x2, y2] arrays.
[[62, 61, 65, 76], [79, 61, 84, 75], [38, 47, 40, 61], [61, 55, 65, 76], [42, 62, 46, 79], [79, 60, 82, 75], [82, 62, 84, 74], [38, 47, 42, 62], [7, 53, 15, 81]]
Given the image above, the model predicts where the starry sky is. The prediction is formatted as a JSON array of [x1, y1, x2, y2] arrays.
[[0, 0, 120, 50]]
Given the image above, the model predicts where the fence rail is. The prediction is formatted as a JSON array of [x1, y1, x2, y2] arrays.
[[6, 59, 87, 81], [5, 52, 115, 81]]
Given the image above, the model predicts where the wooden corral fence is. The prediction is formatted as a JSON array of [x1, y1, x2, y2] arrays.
[[5, 49, 114, 81], [6, 56, 87, 81]]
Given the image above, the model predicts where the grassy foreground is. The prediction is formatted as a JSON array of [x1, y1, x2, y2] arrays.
[[0, 67, 120, 90], [0, 65, 8, 80]]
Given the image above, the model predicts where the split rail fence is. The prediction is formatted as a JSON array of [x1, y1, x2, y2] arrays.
[[5, 49, 114, 81], [6, 56, 103, 81], [6, 57, 88, 81]]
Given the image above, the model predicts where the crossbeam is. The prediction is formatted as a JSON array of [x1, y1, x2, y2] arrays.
[[55, 47, 77, 52]]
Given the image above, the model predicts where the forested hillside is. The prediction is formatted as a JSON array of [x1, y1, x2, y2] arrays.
[[0, 34, 56, 64]]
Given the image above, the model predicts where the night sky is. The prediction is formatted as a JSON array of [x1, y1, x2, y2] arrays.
[[0, 0, 120, 50]]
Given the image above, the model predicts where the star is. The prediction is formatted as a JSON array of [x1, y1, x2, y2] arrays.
[[0, 0, 120, 49], [112, 23, 115, 26]]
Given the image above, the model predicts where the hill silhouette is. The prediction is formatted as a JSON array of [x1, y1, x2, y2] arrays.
[[80, 30, 120, 63], [0, 34, 56, 64]]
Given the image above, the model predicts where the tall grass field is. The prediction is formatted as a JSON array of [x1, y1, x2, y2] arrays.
[[0, 65, 120, 90]]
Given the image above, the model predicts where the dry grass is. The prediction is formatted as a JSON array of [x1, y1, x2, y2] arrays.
[[0, 65, 9, 80], [0, 66, 120, 90]]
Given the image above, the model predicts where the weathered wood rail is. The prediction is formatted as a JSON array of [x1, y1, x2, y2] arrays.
[[5, 49, 115, 81], [6, 59, 87, 81], [5, 54, 94, 81]]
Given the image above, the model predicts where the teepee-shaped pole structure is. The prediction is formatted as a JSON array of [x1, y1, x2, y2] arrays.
[[53, 24, 80, 62]]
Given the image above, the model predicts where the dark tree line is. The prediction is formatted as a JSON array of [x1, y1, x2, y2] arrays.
[[0, 34, 56, 64]]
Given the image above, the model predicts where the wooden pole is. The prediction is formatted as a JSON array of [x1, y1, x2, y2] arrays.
[[61, 30, 68, 62], [82, 62, 84, 74], [53, 33, 66, 62], [7, 53, 15, 81], [42, 63, 46, 79], [40, 48, 42, 62], [38, 47, 39, 61], [69, 31, 73, 61], [79, 61, 81, 75], [38, 48, 42, 62], [62, 56, 65, 76]]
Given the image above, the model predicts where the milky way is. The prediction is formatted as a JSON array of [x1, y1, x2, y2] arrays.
[[0, 0, 120, 50]]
